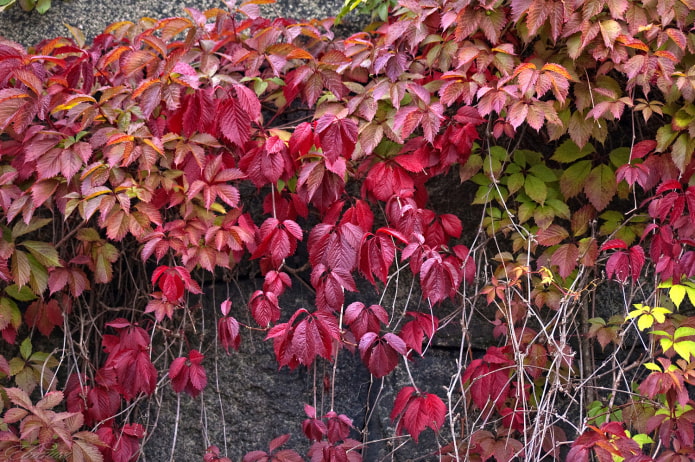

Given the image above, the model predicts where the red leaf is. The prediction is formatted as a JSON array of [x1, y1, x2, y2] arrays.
[[169, 357, 188, 393], [303, 403, 328, 441], [233, 83, 261, 122], [390, 387, 446, 443], [399, 312, 439, 355], [266, 309, 339, 370], [252, 218, 304, 268], [249, 290, 282, 327], [358, 332, 406, 378], [420, 252, 460, 305], [325, 411, 353, 444], [296, 158, 345, 212], [537, 224, 570, 246], [616, 163, 650, 189], [97, 423, 144, 462], [86, 385, 121, 426], [344, 302, 389, 341], [103, 322, 157, 400], [629, 245, 645, 281], [220, 299, 232, 316], [239, 136, 294, 187], [365, 161, 415, 201], [358, 230, 397, 286], [289, 121, 316, 157], [315, 114, 358, 163], [550, 243, 579, 279], [49, 266, 90, 297], [600, 239, 628, 251], [218, 96, 251, 147], [263, 270, 292, 296], [630, 140, 656, 159], [144, 295, 178, 322], [24, 298, 63, 337], [311, 263, 356, 312], [605, 245, 644, 282], [461, 346, 514, 410], [218, 316, 241, 354], [151, 265, 201, 302], [109, 347, 157, 400], [169, 350, 207, 397], [340, 200, 374, 233], [205, 445, 233, 462], [656, 179, 682, 195]]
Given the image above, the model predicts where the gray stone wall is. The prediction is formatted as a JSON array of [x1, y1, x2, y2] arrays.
[[0, 0, 349, 46]]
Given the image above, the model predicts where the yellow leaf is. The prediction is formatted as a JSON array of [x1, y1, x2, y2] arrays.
[[541, 63, 573, 81]]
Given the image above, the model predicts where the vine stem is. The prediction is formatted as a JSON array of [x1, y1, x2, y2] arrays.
[[330, 293, 345, 411]]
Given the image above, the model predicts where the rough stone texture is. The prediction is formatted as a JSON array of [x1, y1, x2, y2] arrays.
[[0, 0, 350, 47]]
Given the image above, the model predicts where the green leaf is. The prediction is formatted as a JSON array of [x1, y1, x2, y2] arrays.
[[27, 254, 48, 295], [631, 434, 654, 448], [459, 154, 483, 182], [588, 317, 607, 326], [534, 204, 556, 229], [660, 338, 674, 351], [546, 199, 570, 220], [489, 145, 509, 161], [0, 0, 16, 13], [506, 172, 525, 194], [637, 315, 654, 331], [17, 0, 35, 11], [671, 133, 695, 174], [643, 362, 662, 372], [35, 0, 49, 13], [686, 283, 695, 307], [19, 337, 31, 360], [673, 107, 695, 130], [627, 304, 647, 319], [529, 164, 557, 182], [655, 124, 678, 152], [670, 284, 686, 308], [8, 357, 25, 376], [4, 284, 37, 302], [20, 241, 61, 268], [559, 160, 592, 198], [0, 297, 21, 331], [14, 367, 37, 395], [524, 175, 547, 204], [11, 250, 30, 288], [29, 351, 58, 368], [76, 227, 101, 242], [674, 327, 695, 339], [584, 164, 616, 211], [674, 340, 695, 361], [551, 139, 595, 163], [650, 330, 670, 337], [472, 185, 491, 205], [483, 155, 503, 178], [651, 307, 672, 324], [518, 201, 535, 223], [609, 147, 630, 168], [95, 253, 113, 284]]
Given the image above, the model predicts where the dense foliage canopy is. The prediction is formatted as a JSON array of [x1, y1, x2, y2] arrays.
[[1, 0, 695, 460]]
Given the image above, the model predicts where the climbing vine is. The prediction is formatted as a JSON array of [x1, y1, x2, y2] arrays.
[[1, 0, 695, 460]]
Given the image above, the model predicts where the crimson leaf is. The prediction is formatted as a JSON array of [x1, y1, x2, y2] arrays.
[[390, 386, 446, 443]]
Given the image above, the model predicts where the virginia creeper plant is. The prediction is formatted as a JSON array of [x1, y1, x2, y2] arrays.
[[1, 0, 695, 460]]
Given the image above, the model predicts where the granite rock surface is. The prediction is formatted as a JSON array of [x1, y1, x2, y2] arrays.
[[0, 0, 349, 47]]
